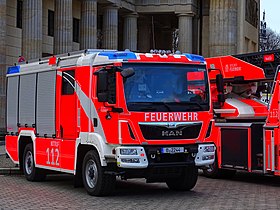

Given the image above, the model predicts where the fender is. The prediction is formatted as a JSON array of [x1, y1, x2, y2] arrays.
[[79, 132, 115, 167], [17, 130, 36, 164]]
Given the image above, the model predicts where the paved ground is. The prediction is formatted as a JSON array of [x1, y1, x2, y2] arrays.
[[1, 172, 280, 210], [1, 142, 280, 209], [0, 144, 17, 169]]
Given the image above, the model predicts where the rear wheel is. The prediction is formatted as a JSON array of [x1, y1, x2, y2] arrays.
[[82, 150, 116, 196], [23, 143, 46, 181], [166, 165, 198, 191]]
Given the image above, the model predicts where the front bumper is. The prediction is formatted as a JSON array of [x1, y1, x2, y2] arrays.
[[115, 144, 215, 169], [195, 143, 216, 167]]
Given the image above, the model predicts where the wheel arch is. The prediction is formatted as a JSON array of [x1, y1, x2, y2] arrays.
[[18, 130, 36, 171], [75, 144, 99, 176], [18, 136, 33, 171]]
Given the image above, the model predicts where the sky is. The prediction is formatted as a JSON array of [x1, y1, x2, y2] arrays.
[[260, 0, 280, 33]]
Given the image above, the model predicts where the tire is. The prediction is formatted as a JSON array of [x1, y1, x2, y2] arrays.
[[82, 150, 116, 196], [202, 155, 221, 178], [166, 165, 198, 191], [23, 143, 46, 181], [202, 154, 236, 179]]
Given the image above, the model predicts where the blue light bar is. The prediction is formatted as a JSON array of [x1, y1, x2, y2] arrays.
[[99, 51, 137, 60], [7, 66, 20, 74], [184, 53, 205, 63]]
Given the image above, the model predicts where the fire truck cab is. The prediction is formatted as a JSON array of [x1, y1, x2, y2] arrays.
[[6, 50, 215, 196]]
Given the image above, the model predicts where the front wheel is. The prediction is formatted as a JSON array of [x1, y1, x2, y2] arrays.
[[82, 150, 116, 196], [23, 143, 46, 181], [166, 165, 198, 191], [202, 154, 236, 179], [202, 155, 221, 178]]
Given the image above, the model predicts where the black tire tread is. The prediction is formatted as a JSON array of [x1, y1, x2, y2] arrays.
[[82, 150, 116, 196], [23, 143, 46, 182], [166, 165, 198, 191], [202, 153, 236, 179]]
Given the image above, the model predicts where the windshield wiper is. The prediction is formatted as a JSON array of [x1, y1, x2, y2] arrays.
[[127, 102, 157, 111], [154, 102, 173, 111], [127, 101, 208, 111], [164, 101, 208, 110], [138, 107, 157, 111], [180, 102, 206, 109], [127, 102, 172, 111]]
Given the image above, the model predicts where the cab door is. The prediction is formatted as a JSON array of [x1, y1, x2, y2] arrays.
[[60, 69, 77, 139], [59, 68, 77, 171]]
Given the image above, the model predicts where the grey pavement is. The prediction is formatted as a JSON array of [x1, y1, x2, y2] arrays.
[[1, 142, 280, 209], [0, 143, 20, 175], [1, 172, 280, 209]]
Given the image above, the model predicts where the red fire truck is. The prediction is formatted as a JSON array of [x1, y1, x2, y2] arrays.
[[203, 53, 280, 178], [5, 50, 215, 196]]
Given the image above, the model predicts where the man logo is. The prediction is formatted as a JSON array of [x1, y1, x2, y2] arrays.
[[162, 130, 183, 137], [166, 123, 177, 128]]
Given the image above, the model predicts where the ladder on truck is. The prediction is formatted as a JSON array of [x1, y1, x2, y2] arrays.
[[233, 49, 280, 79]]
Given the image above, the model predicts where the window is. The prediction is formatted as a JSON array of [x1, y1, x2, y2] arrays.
[[16, 0, 23, 29], [245, 37, 250, 52], [251, 41, 257, 51], [123, 63, 209, 112], [245, 0, 258, 28], [73, 18, 80, 43], [48, 10, 54, 37], [62, 70, 75, 95]]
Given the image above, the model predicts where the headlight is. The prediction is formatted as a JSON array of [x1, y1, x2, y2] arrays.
[[121, 158, 140, 163], [203, 145, 215, 153], [120, 148, 138, 155]]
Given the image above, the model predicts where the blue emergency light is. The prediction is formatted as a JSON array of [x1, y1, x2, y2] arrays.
[[184, 53, 206, 63], [7, 66, 20, 74], [99, 51, 137, 60]]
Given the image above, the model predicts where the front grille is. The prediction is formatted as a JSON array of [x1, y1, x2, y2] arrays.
[[139, 122, 202, 140]]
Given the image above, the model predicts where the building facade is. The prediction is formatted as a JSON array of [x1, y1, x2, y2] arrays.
[[0, 0, 260, 132]]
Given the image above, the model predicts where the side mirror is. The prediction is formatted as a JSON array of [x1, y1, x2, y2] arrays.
[[216, 73, 225, 105], [217, 93, 225, 103], [216, 74, 224, 93], [97, 71, 108, 102], [121, 68, 135, 78]]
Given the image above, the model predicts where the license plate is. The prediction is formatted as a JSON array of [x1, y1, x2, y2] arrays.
[[161, 147, 184, 154]]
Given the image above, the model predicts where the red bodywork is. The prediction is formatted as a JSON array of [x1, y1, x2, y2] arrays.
[[206, 55, 280, 175], [6, 52, 213, 174]]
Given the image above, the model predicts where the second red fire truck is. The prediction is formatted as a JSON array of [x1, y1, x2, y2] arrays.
[[5, 49, 216, 196], [203, 54, 280, 178]]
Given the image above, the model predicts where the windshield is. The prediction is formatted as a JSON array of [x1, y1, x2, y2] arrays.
[[123, 63, 210, 112]]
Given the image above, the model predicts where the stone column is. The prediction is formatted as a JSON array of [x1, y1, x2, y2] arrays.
[[201, 0, 210, 57], [138, 17, 150, 52], [102, 5, 118, 49], [123, 13, 138, 51], [22, 0, 42, 60], [80, 0, 97, 49], [209, 0, 237, 56], [0, 0, 6, 132], [54, 0, 72, 54], [178, 13, 193, 53]]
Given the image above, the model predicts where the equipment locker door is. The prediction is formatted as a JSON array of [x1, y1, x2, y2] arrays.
[[264, 129, 275, 172]]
